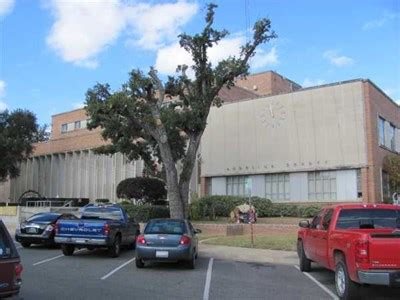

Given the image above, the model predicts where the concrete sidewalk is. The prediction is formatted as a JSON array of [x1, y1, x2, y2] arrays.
[[199, 243, 298, 266]]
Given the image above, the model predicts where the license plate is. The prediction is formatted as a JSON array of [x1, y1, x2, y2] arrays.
[[75, 239, 86, 244], [26, 228, 37, 233], [156, 251, 169, 258]]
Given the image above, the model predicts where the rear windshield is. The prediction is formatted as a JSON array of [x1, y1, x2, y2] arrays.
[[145, 220, 186, 235], [0, 224, 13, 259], [336, 209, 400, 230], [82, 207, 123, 221], [27, 213, 60, 223]]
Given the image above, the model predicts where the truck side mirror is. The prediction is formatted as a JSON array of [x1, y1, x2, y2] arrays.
[[299, 220, 310, 228]]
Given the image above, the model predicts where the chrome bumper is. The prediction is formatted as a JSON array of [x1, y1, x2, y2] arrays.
[[358, 270, 400, 287], [54, 236, 108, 246]]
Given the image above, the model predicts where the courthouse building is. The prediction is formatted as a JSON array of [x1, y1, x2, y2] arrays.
[[1, 71, 399, 204]]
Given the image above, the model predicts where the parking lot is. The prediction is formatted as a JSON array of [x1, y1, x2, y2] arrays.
[[12, 242, 400, 300]]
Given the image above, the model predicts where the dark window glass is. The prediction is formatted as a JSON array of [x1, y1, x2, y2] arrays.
[[310, 211, 323, 229], [27, 213, 60, 223], [145, 220, 186, 235], [0, 224, 12, 258], [322, 209, 334, 230], [336, 209, 400, 229], [74, 121, 81, 130], [82, 207, 123, 221]]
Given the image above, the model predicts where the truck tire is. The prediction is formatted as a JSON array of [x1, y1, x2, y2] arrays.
[[135, 258, 144, 268], [335, 260, 360, 300], [297, 240, 311, 272], [62, 244, 75, 256], [108, 235, 121, 258]]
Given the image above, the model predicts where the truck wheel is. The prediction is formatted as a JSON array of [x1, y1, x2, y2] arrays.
[[297, 241, 311, 272], [62, 244, 75, 256], [335, 260, 359, 300], [135, 258, 144, 268], [108, 236, 121, 258], [21, 242, 31, 248]]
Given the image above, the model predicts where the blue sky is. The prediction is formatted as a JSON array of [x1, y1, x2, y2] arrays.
[[0, 0, 399, 125]]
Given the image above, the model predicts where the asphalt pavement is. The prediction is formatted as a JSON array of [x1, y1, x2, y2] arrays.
[[10, 243, 400, 300]]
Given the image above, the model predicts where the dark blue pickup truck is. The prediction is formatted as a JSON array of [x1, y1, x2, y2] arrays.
[[54, 205, 140, 257]]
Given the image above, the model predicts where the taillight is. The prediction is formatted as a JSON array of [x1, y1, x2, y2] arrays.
[[179, 235, 191, 245], [15, 263, 23, 278], [104, 223, 110, 235], [355, 240, 369, 263], [137, 235, 146, 245], [54, 223, 59, 235]]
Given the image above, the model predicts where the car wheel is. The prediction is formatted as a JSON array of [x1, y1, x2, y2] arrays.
[[335, 260, 360, 300], [297, 240, 311, 272], [62, 244, 75, 256], [135, 258, 145, 268], [187, 253, 196, 269], [21, 242, 31, 248], [108, 235, 121, 258]]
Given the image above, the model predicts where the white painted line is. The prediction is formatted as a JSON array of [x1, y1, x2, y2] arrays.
[[203, 258, 214, 300], [33, 249, 85, 266], [101, 258, 136, 280], [294, 265, 339, 300]]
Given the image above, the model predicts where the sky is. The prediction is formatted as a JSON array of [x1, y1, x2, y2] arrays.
[[0, 0, 399, 125]]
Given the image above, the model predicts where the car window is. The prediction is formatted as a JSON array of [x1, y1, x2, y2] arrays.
[[310, 211, 323, 229], [336, 208, 400, 229], [82, 207, 123, 221], [322, 209, 334, 230], [0, 224, 12, 259], [145, 220, 186, 235], [27, 213, 60, 223], [188, 222, 195, 234]]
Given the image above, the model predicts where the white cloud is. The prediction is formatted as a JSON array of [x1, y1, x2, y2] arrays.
[[362, 11, 399, 31], [155, 34, 278, 76], [45, 0, 198, 68], [302, 78, 326, 87], [72, 102, 85, 109], [0, 101, 7, 112], [323, 50, 354, 67], [0, 0, 14, 17], [0, 80, 5, 98]]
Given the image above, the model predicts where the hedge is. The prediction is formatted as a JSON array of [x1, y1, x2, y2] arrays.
[[122, 204, 170, 222], [189, 195, 322, 220]]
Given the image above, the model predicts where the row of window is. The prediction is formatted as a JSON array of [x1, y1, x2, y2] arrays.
[[61, 119, 88, 133], [223, 170, 361, 201], [378, 116, 397, 151]]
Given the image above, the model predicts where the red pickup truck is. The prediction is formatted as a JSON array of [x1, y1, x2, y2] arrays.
[[297, 204, 400, 300]]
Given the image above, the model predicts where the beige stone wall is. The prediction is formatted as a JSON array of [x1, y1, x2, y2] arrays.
[[201, 81, 367, 177], [0, 179, 10, 201]]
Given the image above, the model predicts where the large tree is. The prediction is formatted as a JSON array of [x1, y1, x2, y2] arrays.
[[0, 109, 39, 181], [85, 4, 276, 218]]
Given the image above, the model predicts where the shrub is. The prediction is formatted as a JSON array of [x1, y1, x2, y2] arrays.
[[122, 204, 170, 223], [189, 195, 322, 220], [116, 177, 166, 204]]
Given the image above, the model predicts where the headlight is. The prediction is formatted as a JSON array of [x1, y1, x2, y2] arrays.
[[45, 225, 54, 232], [20, 223, 26, 229]]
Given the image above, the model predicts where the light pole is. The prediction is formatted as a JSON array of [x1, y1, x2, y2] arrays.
[[245, 177, 254, 247]]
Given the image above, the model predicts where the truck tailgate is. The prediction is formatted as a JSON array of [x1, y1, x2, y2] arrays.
[[369, 232, 400, 268], [57, 219, 107, 238]]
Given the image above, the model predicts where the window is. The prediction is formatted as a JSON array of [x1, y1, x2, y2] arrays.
[[322, 209, 334, 230], [61, 123, 68, 133], [382, 171, 390, 203], [74, 120, 81, 130], [390, 124, 396, 150], [265, 173, 290, 201], [356, 169, 362, 198], [207, 178, 212, 196], [310, 211, 323, 229], [336, 209, 400, 230], [226, 176, 248, 196], [308, 171, 336, 200], [378, 117, 385, 146]]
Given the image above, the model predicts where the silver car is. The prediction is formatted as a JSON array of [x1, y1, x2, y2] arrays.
[[135, 219, 201, 269]]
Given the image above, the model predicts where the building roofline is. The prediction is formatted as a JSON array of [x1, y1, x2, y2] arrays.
[[52, 107, 86, 118], [238, 70, 302, 88]]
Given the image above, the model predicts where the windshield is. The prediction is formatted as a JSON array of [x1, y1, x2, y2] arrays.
[[336, 209, 400, 230], [81, 207, 123, 221], [27, 213, 60, 223], [145, 220, 186, 235]]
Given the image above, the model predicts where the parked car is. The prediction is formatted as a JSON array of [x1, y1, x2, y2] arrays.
[[135, 219, 201, 269], [55, 204, 140, 257], [15, 212, 77, 248], [297, 204, 400, 300], [0, 219, 23, 298]]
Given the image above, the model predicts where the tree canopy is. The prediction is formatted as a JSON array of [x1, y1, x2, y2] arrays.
[[0, 109, 39, 181], [116, 177, 167, 205], [85, 3, 276, 218]]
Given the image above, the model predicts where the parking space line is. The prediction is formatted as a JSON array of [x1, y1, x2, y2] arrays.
[[294, 265, 338, 300], [33, 249, 85, 266], [203, 258, 214, 300], [101, 257, 136, 280]]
